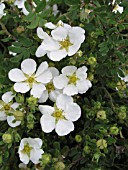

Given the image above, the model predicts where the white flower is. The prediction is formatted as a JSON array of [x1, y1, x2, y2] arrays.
[[52, 4, 59, 16], [45, 20, 71, 30], [14, 0, 29, 15], [39, 94, 81, 136], [112, 4, 123, 14], [8, 59, 52, 98], [39, 67, 62, 103], [0, 3, 6, 19], [53, 66, 92, 96], [36, 24, 85, 61], [0, 91, 21, 127], [18, 137, 44, 164]]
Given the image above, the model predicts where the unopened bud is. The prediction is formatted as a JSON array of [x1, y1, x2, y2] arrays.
[[110, 126, 119, 135], [96, 139, 107, 150], [75, 135, 82, 143], [88, 57, 97, 65], [13, 111, 24, 121], [16, 26, 25, 33], [2, 134, 12, 144], [54, 162, 65, 170], [97, 110, 106, 120]]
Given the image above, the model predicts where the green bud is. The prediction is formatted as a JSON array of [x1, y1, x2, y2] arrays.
[[27, 96, 38, 105], [54, 162, 65, 170], [75, 135, 82, 143], [120, 106, 127, 113], [16, 26, 25, 33], [96, 139, 107, 150], [83, 145, 90, 154], [97, 110, 106, 120], [15, 94, 24, 103], [110, 126, 119, 135], [118, 112, 126, 120], [13, 111, 24, 121], [88, 57, 97, 65], [77, 50, 83, 57], [87, 73, 94, 81], [116, 81, 126, 90], [94, 102, 101, 109], [2, 134, 12, 144], [41, 153, 51, 165]]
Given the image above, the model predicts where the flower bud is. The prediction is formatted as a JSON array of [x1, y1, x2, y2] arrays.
[[75, 135, 82, 143], [96, 139, 107, 150], [97, 110, 106, 120], [15, 94, 24, 103], [116, 81, 126, 90], [2, 133, 12, 144], [88, 57, 97, 65], [119, 106, 127, 113], [41, 153, 51, 165], [16, 26, 25, 33], [77, 50, 83, 57], [87, 73, 94, 81], [27, 96, 38, 106], [118, 112, 126, 120], [83, 145, 90, 154], [54, 162, 65, 170], [13, 111, 24, 121], [110, 126, 119, 135]]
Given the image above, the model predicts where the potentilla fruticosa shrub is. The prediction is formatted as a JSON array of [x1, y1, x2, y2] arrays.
[[0, 0, 128, 169]]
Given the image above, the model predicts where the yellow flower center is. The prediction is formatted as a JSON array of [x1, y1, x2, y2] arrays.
[[52, 109, 64, 120], [68, 74, 78, 84], [22, 143, 32, 155], [113, 5, 118, 11], [4, 104, 10, 111], [46, 83, 55, 93], [59, 37, 73, 51], [27, 76, 35, 83]]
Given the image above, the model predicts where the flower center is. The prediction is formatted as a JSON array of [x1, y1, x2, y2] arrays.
[[59, 37, 73, 51], [46, 83, 55, 93], [27, 76, 35, 83], [113, 5, 118, 11], [4, 104, 10, 111], [22, 143, 32, 155], [52, 109, 64, 120], [68, 74, 78, 84]]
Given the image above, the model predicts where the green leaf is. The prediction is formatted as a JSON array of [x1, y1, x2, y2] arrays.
[[27, 16, 39, 29], [8, 46, 25, 53], [64, 0, 80, 5], [35, 1, 46, 13], [10, 53, 23, 62]]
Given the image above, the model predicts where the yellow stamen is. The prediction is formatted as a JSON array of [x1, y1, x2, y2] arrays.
[[22, 143, 32, 156], [46, 83, 55, 93], [59, 37, 73, 51], [68, 74, 78, 84], [4, 104, 10, 111]]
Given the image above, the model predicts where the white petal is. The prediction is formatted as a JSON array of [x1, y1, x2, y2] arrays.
[[22, 6, 29, 15], [14, 82, 30, 93], [62, 66, 77, 76], [31, 84, 46, 98], [8, 69, 26, 82], [11, 102, 20, 110], [35, 61, 48, 77], [65, 103, 81, 121], [68, 43, 81, 56], [27, 138, 42, 148], [18, 151, 29, 164], [0, 111, 7, 121], [2, 91, 14, 103], [47, 49, 67, 61], [124, 75, 128, 82], [49, 67, 59, 77], [38, 90, 48, 103], [21, 59, 36, 75], [49, 90, 61, 102], [56, 94, 73, 110], [30, 149, 44, 164], [40, 115, 55, 133], [51, 26, 68, 41], [55, 120, 74, 136], [76, 66, 88, 79], [14, 0, 25, 8], [37, 27, 49, 39], [63, 84, 78, 96], [53, 74, 68, 89], [41, 37, 60, 51], [7, 116, 21, 127], [45, 22, 56, 29], [35, 44, 47, 58], [39, 105, 54, 115], [76, 79, 92, 94], [35, 70, 52, 84]]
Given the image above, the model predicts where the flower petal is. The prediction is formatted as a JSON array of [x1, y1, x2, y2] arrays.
[[8, 69, 26, 82], [65, 103, 81, 121], [41, 37, 60, 51], [53, 74, 68, 89], [47, 49, 67, 61], [35, 70, 52, 84], [21, 59, 36, 75], [0, 111, 7, 121], [18, 151, 29, 164], [2, 91, 14, 103], [27, 138, 43, 148], [11, 102, 20, 110], [14, 82, 30, 93], [55, 120, 74, 136], [40, 115, 55, 133], [62, 66, 77, 76], [35, 61, 48, 77], [39, 105, 54, 115], [30, 149, 44, 164], [45, 22, 56, 29], [76, 79, 92, 94], [37, 27, 49, 39], [68, 43, 81, 56], [56, 94, 73, 110], [38, 90, 48, 103], [76, 66, 88, 79], [35, 44, 47, 58], [51, 26, 68, 41], [31, 84, 46, 98], [7, 116, 21, 127], [49, 90, 61, 102], [63, 84, 78, 96], [49, 67, 59, 77]]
